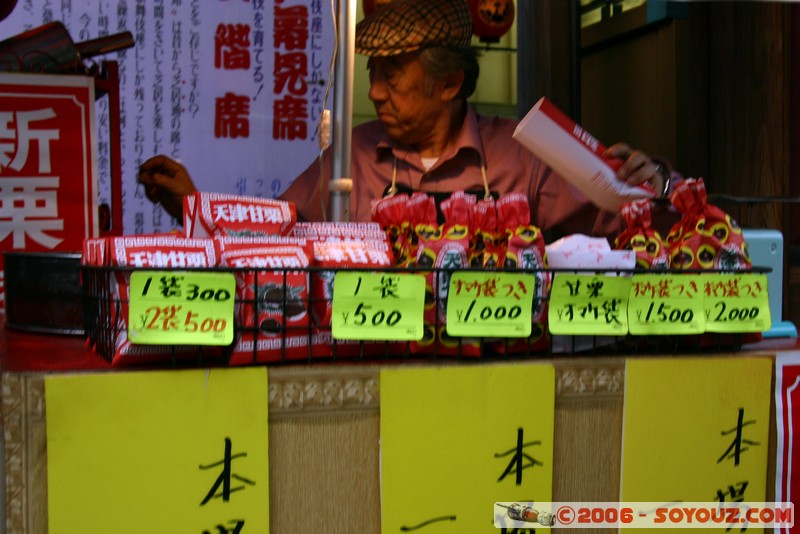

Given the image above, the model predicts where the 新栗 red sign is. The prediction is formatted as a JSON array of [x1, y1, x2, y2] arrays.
[[0, 72, 98, 308]]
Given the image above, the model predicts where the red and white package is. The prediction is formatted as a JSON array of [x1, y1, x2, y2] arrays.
[[188, 192, 296, 238], [513, 96, 655, 211], [290, 221, 386, 241], [182, 193, 197, 237], [218, 241, 324, 364], [82, 237, 109, 266], [108, 235, 220, 366]]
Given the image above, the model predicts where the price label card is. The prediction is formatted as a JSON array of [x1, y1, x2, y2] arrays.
[[628, 274, 705, 335], [128, 271, 236, 345], [332, 272, 425, 340], [702, 273, 771, 333], [548, 273, 631, 336], [445, 272, 535, 338]]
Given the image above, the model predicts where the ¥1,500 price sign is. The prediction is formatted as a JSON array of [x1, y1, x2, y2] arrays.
[[702, 273, 771, 333], [445, 272, 535, 337], [628, 274, 705, 335], [332, 272, 425, 340], [128, 271, 236, 345]]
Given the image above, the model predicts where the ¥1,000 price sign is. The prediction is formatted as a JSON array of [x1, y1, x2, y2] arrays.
[[702, 273, 771, 333], [332, 272, 425, 340], [128, 271, 235, 345], [628, 274, 705, 335], [445, 272, 535, 337]]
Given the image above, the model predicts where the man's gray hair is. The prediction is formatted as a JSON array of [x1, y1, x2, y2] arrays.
[[418, 46, 481, 100]]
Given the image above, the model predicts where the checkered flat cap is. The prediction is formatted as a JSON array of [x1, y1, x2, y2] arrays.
[[356, 0, 473, 57]]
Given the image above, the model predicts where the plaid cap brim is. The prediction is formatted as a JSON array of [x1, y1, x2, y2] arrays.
[[355, 0, 473, 57]]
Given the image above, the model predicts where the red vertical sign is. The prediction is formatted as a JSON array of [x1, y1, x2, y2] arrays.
[[0, 72, 98, 307], [775, 352, 800, 533]]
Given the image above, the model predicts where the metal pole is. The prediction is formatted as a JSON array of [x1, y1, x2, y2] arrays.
[[329, 0, 356, 222]]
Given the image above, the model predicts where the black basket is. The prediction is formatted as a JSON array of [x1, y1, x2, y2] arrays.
[[81, 265, 770, 367]]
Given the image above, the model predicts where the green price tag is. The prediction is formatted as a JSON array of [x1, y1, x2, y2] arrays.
[[331, 272, 425, 340], [128, 271, 235, 345], [702, 273, 771, 333], [445, 272, 535, 337], [548, 273, 631, 336], [628, 273, 705, 335]]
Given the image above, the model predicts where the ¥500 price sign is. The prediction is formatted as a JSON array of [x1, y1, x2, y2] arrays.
[[445, 272, 535, 337], [332, 272, 425, 340], [128, 271, 235, 345]]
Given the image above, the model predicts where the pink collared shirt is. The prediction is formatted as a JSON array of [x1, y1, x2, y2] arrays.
[[281, 105, 623, 239]]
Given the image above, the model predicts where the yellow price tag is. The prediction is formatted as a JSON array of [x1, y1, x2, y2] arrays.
[[548, 273, 631, 335], [628, 274, 705, 335], [702, 273, 771, 333], [445, 272, 535, 337], [331, 272, 425, 340], [128, 271, 235, 345]]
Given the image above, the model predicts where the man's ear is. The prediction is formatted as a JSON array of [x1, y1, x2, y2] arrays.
[[440, 70, 466, 101]]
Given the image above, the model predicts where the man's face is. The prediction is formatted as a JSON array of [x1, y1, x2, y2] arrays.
[[366, 52, 446, 148]]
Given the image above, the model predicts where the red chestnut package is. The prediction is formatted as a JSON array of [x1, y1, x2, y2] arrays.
[[371, 193, 414, 267], [615, 198, 669, 270], [665, 178, 751, 270], [494, 192, 550, 354], [217, 239, 322, 364], [412, 191, 480, 356]]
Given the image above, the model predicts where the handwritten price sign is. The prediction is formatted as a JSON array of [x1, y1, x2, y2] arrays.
[[548, 274, 631, 336], [128, 271, 235, 345], [628, 274, 705, 335], [445, 272, 535, 337], [332, 272, 425, 340], [702, 273, 771, 333]]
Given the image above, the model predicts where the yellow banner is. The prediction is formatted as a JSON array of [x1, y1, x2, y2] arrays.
[[380, 363, 555, 533], [621, 357, 772, 532], [46, 368, 270, 533]]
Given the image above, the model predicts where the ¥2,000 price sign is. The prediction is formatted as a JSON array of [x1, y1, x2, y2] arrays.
[[548, 273, 631, 336], [445, 272, 535, 337], [128, 271, 235, 345], [628, 274, 705, 335], [702, 273, 771, 333], [332, 272, 425, 340]]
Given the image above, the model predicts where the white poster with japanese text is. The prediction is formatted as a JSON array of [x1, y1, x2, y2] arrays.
[[0, 0, 335, 235]]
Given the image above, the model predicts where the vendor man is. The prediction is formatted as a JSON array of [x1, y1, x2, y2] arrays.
[[139, 0, 673, 239]]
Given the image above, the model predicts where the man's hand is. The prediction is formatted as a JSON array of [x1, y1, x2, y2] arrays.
[[605, 142, 669, 198], [138, 155, 197, 220]]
